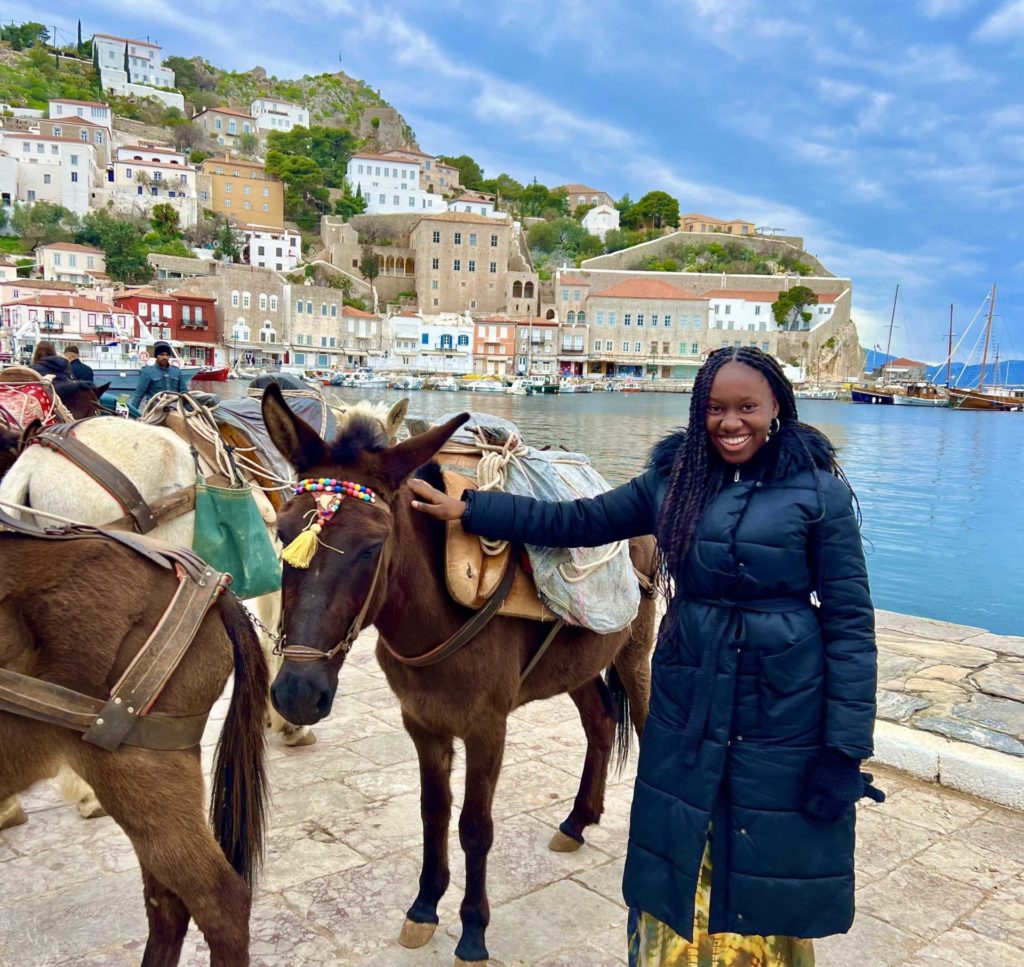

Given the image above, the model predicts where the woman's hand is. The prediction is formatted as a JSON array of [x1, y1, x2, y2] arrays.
[[408, 477, 467, 520]]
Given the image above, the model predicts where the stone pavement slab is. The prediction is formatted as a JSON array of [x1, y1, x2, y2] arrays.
[[3, 627, 1024, 966]]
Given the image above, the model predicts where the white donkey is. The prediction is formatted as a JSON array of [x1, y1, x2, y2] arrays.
[[0, 396, 408, 828]]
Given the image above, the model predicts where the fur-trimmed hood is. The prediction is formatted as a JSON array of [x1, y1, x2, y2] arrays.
[[647, 420, 837, 482]]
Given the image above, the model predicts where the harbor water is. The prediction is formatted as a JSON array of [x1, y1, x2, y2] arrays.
[[213, 383, 1024, 636]]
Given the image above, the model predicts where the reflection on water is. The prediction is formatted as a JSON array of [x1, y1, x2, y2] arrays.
[[211, 382, 1024, 635]]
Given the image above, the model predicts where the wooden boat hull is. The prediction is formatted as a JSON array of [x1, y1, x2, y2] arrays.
[[194, 366, 230, 382], [947, 388, 1024, 411], [892, 394, 947, 407]]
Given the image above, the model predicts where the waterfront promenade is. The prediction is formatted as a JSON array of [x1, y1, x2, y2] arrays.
[[1, 613, 1022, 966]]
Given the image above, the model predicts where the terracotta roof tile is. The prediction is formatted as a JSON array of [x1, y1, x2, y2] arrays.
[[37, 242, 104, 254], [592, 278, 708, 301], [3, 294, 126, 312]]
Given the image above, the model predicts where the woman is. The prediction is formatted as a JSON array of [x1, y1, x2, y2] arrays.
[[30, 341, 72, 382], [410, 347, 883, 966]]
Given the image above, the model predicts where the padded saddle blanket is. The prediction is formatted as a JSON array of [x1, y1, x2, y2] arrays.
[[436, 413, 640, 634], [0, 382, 57, 430]]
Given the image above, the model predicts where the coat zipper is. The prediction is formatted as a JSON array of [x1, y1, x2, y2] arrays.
[[733, 468, 740, 483]]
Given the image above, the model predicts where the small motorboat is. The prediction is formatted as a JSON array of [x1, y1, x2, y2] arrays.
[[194, 366, 230, 382]]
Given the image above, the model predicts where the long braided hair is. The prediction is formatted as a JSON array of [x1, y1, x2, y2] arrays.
[[656, 346, 856, 595]]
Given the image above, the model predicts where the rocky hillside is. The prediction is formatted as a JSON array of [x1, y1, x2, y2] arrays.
[[166, 56, 416, 143]]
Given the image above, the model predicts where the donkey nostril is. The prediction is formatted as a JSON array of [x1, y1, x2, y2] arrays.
[[316, 691, 332, 717]]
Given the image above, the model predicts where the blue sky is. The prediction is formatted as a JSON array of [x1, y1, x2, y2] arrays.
[[20, 0, 1024, 361]]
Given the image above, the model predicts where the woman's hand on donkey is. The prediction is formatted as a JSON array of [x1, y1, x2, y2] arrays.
[[409, 478, 467, 520]]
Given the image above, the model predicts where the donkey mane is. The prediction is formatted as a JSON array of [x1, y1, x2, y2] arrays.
[[327, 410, 391, 464]]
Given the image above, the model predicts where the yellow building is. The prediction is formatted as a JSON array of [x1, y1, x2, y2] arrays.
[[680, 213, 756, 236], [199, 157, 284, 229]]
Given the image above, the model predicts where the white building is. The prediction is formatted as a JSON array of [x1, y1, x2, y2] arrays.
[[91, 34, 184, 110], [385, 311, 423, 371], [104, 154, 198, 228], [417, 318, 474, 374], [0, 132, 96, 215], [250, 97, 309, 134], [703, 288, 839, 336], [347, 152, 446, 215], [36, 243, 106, 286], [47, 99, 113, 134], [115, 144, 187, 166], [447, 191, 504, 220], [582, 203, 620, 241], [245, 225, 301, 272]]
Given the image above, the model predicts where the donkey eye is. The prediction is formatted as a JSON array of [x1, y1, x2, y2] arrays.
[[358, 543, 382, 562]]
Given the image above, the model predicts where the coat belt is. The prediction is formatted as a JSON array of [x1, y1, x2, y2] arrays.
[[679, 595, 811, 765]]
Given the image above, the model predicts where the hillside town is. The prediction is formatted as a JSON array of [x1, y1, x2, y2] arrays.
[[0, 24, 862, 387]]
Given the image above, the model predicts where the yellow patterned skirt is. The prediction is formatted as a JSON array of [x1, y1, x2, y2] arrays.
[[627, 839, 815, 967]]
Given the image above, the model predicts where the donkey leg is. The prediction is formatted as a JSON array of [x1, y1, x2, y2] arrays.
[[56, 764, 108, 819], [73, 750, 251, 966], [139, 866, 190, 967], [399, 714, 454, 948], [614, 605, 655, 739], [550, 676, 617, 853], [0, 795, 27, 830], [454, 721, 506, 966]]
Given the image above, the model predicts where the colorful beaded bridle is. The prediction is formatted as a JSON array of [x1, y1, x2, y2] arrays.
[[277, 478, 392, 664]]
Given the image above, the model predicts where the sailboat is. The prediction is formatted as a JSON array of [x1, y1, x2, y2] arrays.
[[947, 286, 1024, 411], [851, 286, 899, 404]]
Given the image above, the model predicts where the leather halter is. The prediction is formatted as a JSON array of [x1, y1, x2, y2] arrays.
[[0, 506, 231, 751], [277, 493, 392, 665]]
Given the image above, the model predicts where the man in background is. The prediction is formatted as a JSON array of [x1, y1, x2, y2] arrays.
[[64, 345, 95, 385], [129, 341, 190, 411]]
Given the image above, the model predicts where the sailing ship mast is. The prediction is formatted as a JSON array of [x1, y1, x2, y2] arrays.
[[882, 284, 899, 384], [978, 284, 995, 394], [946, 305, 954, 388]]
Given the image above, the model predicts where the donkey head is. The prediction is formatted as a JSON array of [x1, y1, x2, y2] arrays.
[[262, 382, 468, 724]]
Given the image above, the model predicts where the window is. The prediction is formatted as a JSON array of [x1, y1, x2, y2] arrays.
[[754, 305, 761, 316], [679, 342, 687, 355], [43, 173, 51, 185], [692, 343, 699, 355], [567, 311, 576, 324], [637, 314, 645, 327], [635, 341, 642, 353], [231, 291, 240, 308], [454, 232, 462, 245], [432, 230, 441, 243], [321, 303, 328, 316], [262, 204, 269, 212], [622, 340, 629, 352], [561, 290, 569, 302], [269, 295, 278, 311], [432, 281, 438, 290], [296, 300, 304, 314], [762, 341, 770, 352], [432, 257, 439, 270], [469, 233, 477, 246], [490, 235, 499, 247], [458, 334, 470, 347], [393, 196, 400, 206], [454, 259, 461, 271], [624, 314, 632, 327], [693, 315, 702, 330], [259, 293, 267, 310], [468, 261, 476, 273], [330, 304, 338, 317], [231, 321, 250, 341], [652, 315, 659, 327], [306, 301, 313, 314], [594, 340, 602, 351], [725, 305, 731, 315], [664, 314, 672, 327], [379, 194, 386, 204], [243, 184, 251, 195], [608, 312, 617, 326], [595, 311, 604, 326], [242, 292, 251, 309]]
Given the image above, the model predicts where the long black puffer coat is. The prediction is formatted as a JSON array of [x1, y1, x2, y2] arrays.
[[461, 423, 876, 940]]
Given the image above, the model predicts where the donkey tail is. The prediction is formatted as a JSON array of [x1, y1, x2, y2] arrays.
[[209, 593, 269, 886], [603, 664, 631, 777]]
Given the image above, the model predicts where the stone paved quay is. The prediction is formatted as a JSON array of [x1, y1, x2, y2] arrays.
[[2, 616, 1024, 967]]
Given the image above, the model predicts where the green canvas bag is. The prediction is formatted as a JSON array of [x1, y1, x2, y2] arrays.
[[192, 471, 282, 600]]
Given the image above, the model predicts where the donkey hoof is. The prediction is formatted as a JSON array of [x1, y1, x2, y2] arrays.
[[0, 800, 27, 830], [75, 795, 107, 819], [398, 918, 437, 948], [548, 829, 584, 853], [282, 727, 317, 747], [453, 958, 489, 966]]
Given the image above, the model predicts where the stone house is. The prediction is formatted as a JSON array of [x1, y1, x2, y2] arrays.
[[193, 108, 257, 151], [198, 157, 284, 229], [514, 318, 559, 377], [555, 184, 615, 213], [35, 242, 106, 286]]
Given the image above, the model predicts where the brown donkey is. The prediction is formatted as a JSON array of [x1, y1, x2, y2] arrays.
[[262, 384, 656, 965], [0, 535, 269, 966]]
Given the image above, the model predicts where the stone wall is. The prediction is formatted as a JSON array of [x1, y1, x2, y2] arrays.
[[358, 107, 407, 152], [582, 231, 828, 276]]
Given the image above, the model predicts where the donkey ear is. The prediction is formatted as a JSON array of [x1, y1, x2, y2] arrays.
[[261, 381, 327, 472], [94, 382, 111, 398], [385, 397, 409, 442], [377, 412, 469, 489]]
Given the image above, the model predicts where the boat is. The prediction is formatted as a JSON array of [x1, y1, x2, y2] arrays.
[[892, 383, 947, 407], [539, 380, 559, 395], [433, 376, 460, 392], [505, 378, 530, 395], [557, 379, 576, 394], [795, 387, 839, 400], [619, 381, 644, 394], [391, 375, 423, 391], [947, 286, 1024, 411], [464, 378, 505, 393], [853, 285, 902, 405], [574, 381, 595, 394], [193, 365, 230, 382]]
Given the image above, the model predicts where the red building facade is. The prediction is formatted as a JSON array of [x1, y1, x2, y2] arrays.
[[113, 288, 219, 365]]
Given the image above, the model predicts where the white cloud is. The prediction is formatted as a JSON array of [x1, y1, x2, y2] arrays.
[[974, 0, 1024, 40], [919, 0, 975, 17]]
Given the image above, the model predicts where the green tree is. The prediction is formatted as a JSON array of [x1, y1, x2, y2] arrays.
[[478, 173, 523, 207], [76, 19, 82, 55], [266, 126, 359, 188], [335, 181, 367, 221], [149, 203, 180, 240], [75, 212, 152, 283], [213, 222, 240, 262], [265, 152, 330, 232], [12, 202, 78, 247], [622, 190, 680, 230], [772, 285, 819, 330], [236, 131, 259, 158], [438, 154, 484, 190], [359, 246, 380, 287], [0, 22, 49, 51], [519, 182, 568, 218]]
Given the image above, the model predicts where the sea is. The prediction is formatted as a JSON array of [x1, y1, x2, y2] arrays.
[[214, 383, 1024, 636]]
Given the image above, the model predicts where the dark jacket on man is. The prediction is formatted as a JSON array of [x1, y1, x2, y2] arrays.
[[461, 424, 876, 941], [68, 358, 95, 384], [30, 355, 73, 382], [129, 364, 190, 410]]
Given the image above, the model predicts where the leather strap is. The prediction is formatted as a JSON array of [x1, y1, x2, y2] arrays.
[[378, 552, 517, 669], [82, 563, 229, 751], [33, 420, 160, 533], [101, 485, 196, 532], [518, 618, 565, 686], [0, 669, 210, 750]]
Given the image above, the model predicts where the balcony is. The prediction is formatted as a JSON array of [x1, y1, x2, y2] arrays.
[[559, 344, 585, 354]]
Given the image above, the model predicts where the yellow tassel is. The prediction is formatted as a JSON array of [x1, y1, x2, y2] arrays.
[[282, 523, 321, 568]]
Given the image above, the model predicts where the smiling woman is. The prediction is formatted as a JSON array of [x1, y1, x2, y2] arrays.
[[412, 346, 882, 965]]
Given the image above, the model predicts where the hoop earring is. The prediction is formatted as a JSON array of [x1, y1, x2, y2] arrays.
[[767, 416, 781, 441]]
